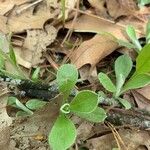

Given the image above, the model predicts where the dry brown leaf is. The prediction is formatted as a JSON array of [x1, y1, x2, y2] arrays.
[[131, 86, 150, 111], [136, 86, 150, 100], [7, 1, 58, 33], [65, 15, 128, 69], [70, 34, 119, 69], [106, 0, 137, 19], [87, 0, 108, 17], [0, 15, 8, 34], [0, 0, 39, 15], [15, 25, 57, 68], [0, 96, 12, 150], [65, 14, 145, 70], [86, 129, 150, 150], [77, 121, 93, 141], [65, 15, 126, 39]]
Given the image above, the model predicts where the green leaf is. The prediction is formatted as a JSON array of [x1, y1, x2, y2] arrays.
[[136, 44, 150, 74], [26, 99, 47, 110], [126, 25, 142, 52], [9, 45, 17, 65], [70, 90, 98, 113], [117, 98, 131, 109], [75, 107, 107, 123], [98, 72, 116, 92], [123, 74, 150, 92], [31, 67, 40, 81], [115, 55, 132, 97], [117, 39, 137, 49], [49, 114, 76, 150], [146, 20, 150, 44], [8, 97, 33, 115], [57, 64, 78, 99]]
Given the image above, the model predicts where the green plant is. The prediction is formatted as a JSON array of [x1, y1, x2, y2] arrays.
[[98, 44, 150, 109], [7, 97, 48, 117], [117, 21, 150, 53], [48, 64, 107, 150]]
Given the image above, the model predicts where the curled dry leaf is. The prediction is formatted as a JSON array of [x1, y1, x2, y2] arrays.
[[131, 85, 150, 111], [70, 34, 118, 69], [65, 15, 126, 69], [15, 25, 57, 68]]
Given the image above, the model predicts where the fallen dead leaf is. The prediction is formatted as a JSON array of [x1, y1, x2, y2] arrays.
[[7, 1, 59, 33], [106, 0, 137, 19], [87, 0, 108, 17], [131, 86, 150, 111], [0, 15, 8, 34], [0, 0, 33, 15], [65, 14, 128, 69], [15, 25, 57, 68], [70, 34, 119, 69], [0, 95, 12, 150], [86, 129, 150, 150]]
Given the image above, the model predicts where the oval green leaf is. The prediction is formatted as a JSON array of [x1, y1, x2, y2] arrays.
[[123, 74, 150, 92], [115, 54, 132, 94], [57, 64, 78, 98], [98, 72, 116, 93], [26, 99, 47, 110], [75, 107, 107, 123], [70, 90, 98, 113], [49, 114, 76, 150]]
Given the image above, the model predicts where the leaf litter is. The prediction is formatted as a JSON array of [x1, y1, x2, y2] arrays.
[[0, 0, 150, 149]]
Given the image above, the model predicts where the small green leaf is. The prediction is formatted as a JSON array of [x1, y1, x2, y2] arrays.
[[126, 25, 142, 51], [146, 20, 150, 44], [115, 55, 132, 97], [9, 45, 17, 65], [57, 64, 78, 99], [98, 72, 116, 92], [8, 97, 33, 115], [26, 99, 47, 110], [70, 90, 98, 113], [117, 39, 137, 49], [117, 98, 131, 109], [75, 107, 107, 123], [31, 67, 40, 81], [123, 74, 150, 92], [136, 44, 150, 74], [49, 114, 76, 150]]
